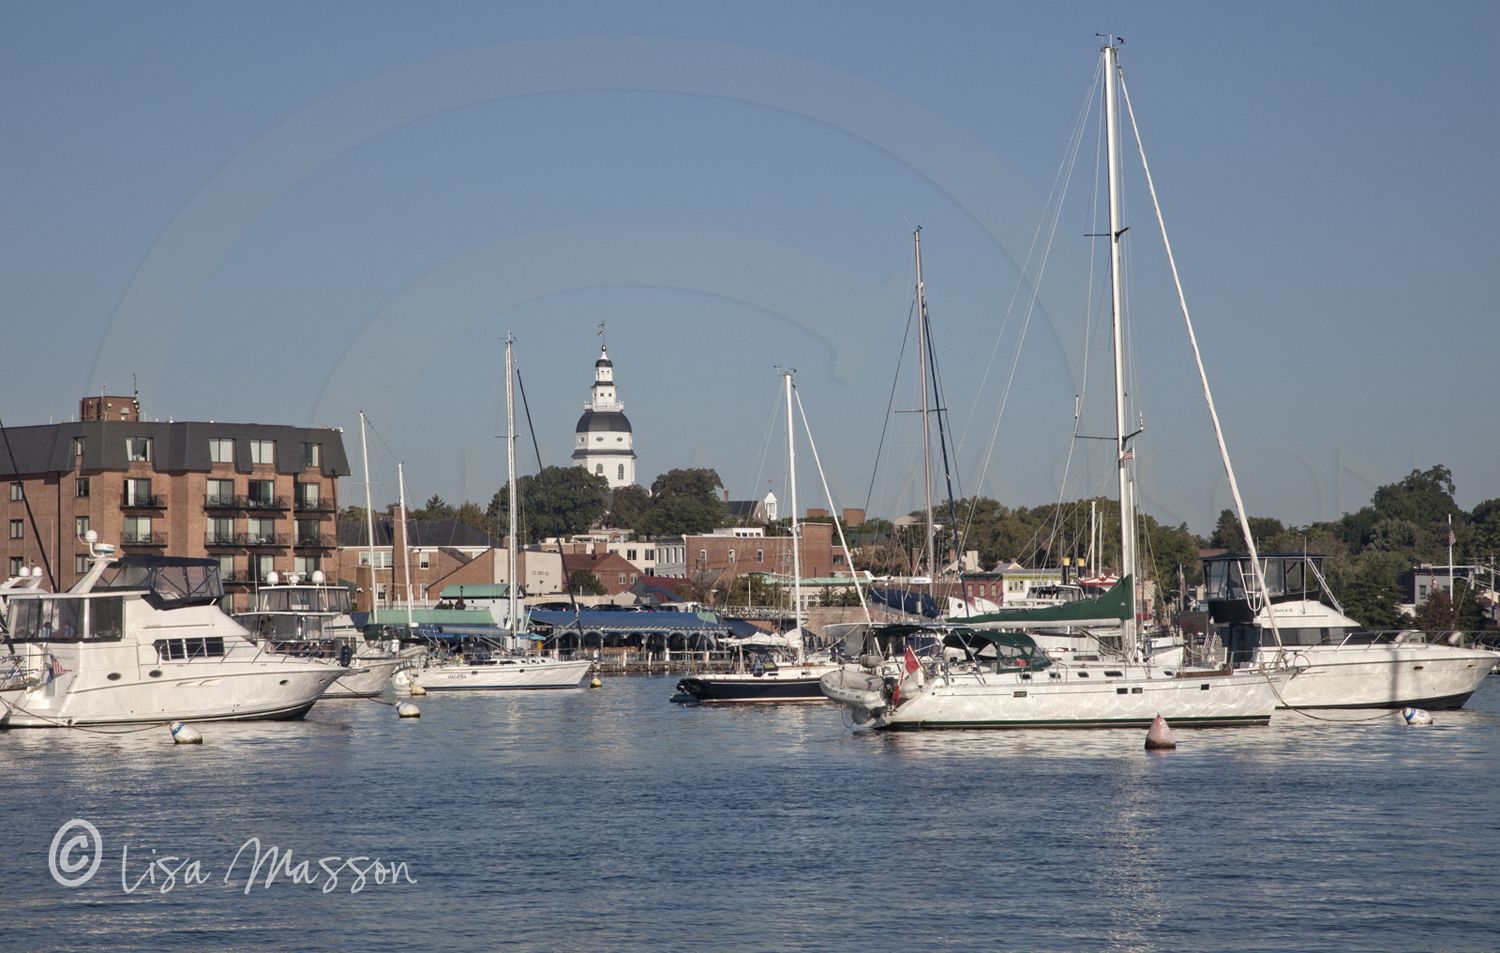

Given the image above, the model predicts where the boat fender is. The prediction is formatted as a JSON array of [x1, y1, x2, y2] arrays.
[[1145, 714, 1176, 750], [169, 722, 202, 745], [396, 701, 421, 718], [1399, 707, 1432, 726], [409, 684, 427, 696]]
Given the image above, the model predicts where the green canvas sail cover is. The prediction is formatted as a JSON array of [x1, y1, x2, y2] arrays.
[[958, 576, 1132, 628]]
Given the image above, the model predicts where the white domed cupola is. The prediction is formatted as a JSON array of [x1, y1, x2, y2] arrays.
[[572, 343, 636, 488]]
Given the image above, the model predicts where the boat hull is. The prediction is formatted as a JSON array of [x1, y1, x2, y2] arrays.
[[412, 657, 591, 691], [676, 669, 835, 703], [1275, 644, 1497, 710], [829, 665, 1283, 730]]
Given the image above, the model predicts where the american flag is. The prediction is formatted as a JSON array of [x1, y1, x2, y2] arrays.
[[597, 322, 605, 336], [1120, 448, 1134, 461]]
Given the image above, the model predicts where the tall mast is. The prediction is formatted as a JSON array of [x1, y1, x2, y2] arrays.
[[507, 335, 519, 637], [785, 370, 804, 664], [1104, 41, 1137, 656], [913, 229, 937, 597], [398, 462, 414, 631], [359, 411, 379, 612]]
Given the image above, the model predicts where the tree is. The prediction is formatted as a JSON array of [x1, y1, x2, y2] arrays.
[[636, 494, 725, 537], [1339, 554, 1403, 630], [650, 468, 725, 503], [568, 570, 606, 596], [490, 466, 610, 544], [1208, 509, 1284, 551], [419, 495, 455, 521], [607, 484, 652, 530], [451, 501, 494, 537], [339, 504, 369, 524]]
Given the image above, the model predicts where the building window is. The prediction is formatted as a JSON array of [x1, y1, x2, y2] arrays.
[[626, 549, 637, 560], [122, 516, 152, 544], [9, 482, 21, 501], [247, 518, 277, 545], [215, 554, 235, 580], [75, 516, 89, 538], [10, 556, 23, 576], [73, 437, 85, 457], [247, 480, 276, 507], [295, 483, 319, 510], [728, 549, 735, 562], [76, 478, 90, 498], [376, 583, 387, 602], [207, 479, 234, 505], [617, 464, 625, 481], [10, 519, 24, 539], [207, 517, 235, 545], [250, 440, 275, 465], [595, 464, 604, 476], [125, 437, 152, 462], [75, 554, 89, 574], [419, 551, 430, 570], [357, 551, 393, 569], [293, 556, 319, 575], [295, 519, 319, 545], [302, 443, 321, 468], [254, 554, 275, 581], [209, 438, 234, 463], [644, 549, 655, 561], [123, 478, 153, 506], [700, 549, 707, 563]]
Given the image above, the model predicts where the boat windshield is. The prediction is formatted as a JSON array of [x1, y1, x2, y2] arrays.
[[1203, 554, 1327, 601], [7, 594, 126, 643], [95, 556, 223, 607], [257, 586, 348, 613]]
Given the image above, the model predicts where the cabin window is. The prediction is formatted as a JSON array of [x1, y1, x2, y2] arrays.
[[9, 597, 84, 641], [153, 637, 225, 661], [1284, 560, 1305, 593], [90, 597, 124, 640]]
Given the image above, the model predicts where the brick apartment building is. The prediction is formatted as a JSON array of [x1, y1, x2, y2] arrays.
[[683, 521, 844, 587], [1, 395, 349, 611]]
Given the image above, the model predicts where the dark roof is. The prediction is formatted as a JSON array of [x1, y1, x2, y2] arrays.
[[0, 419, 350, 478], [337, 519, 503, 548], [574, 410, 632, 434]]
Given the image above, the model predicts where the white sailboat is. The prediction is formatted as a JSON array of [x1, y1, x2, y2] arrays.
[[1, 536, 345, 727], [821, 40, 1286, 729], [412, 334, 591, 692]]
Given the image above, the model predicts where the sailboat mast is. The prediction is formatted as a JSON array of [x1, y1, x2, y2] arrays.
[[359, 411, 379, 612], [785, 370, 804, 664], [506, 335, 519, 638], [913, 229, 937, 597], [398, 462, 414, 631], [1104, 41, 1137, 655]]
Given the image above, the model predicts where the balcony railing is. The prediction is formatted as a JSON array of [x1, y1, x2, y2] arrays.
[[221, 571, 255, 585], [204, 532, 288, 548], [121, 494, 167, 510], [204, 495, 238, 509], [293, 533, 332, 549], [121, 530, 167, 547], [293, 498, 336, 514], [243, 495, 287, 511]]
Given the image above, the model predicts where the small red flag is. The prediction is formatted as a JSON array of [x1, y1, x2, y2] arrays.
[[892, 645, 921, 707]]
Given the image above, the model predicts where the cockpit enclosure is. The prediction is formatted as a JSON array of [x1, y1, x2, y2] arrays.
[[94, 555, 224, 608], [256, 586, 352, 614], [946, 628, 1053, 672], [1202, 553, 1332, 624], [7, 594, 125, 643]]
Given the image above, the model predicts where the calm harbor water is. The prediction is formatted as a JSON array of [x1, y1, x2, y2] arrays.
[[3, 675, 1498, 953]]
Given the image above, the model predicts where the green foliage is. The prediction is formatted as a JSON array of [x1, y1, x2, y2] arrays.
[[607, 484, 652, 530], [419, 495, 455, 521], [1208, 510, 1285, 551], [489, 466, 610, 544], [1338, 553, 1403, 630], [568, 570, 606, 596], [633, 469, 728, 536], [650, 468, 724, 503]]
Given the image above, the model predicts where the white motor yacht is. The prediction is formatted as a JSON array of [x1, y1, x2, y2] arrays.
[[234, 572, 420, 698], [1203, 552, 1498, 709], [0, 539, 345, 727]]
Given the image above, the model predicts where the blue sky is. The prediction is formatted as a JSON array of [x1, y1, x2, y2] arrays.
[[2, 1, 1495, 536]]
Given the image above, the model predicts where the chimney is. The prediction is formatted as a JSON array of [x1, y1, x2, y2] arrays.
[[724, 490, 729, 503]]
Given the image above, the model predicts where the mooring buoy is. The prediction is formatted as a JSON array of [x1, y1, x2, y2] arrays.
[[170, 721, 202, 744], [1145, 714, 1176, 750], [409, 684, 427, 696], [1399, 707, 1432, 726], [589, 675, 603, 689], [395, 701, 421, 718]]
